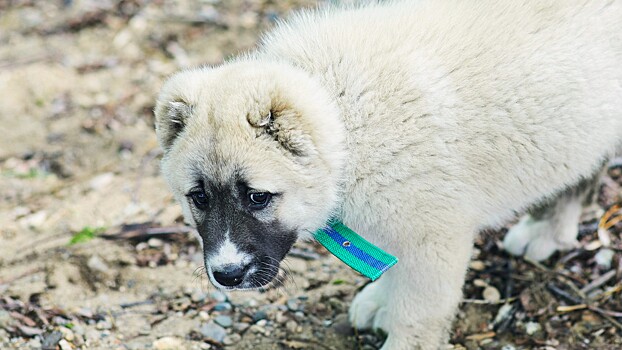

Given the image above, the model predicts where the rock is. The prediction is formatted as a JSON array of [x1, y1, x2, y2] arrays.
[[191, 291, 208, 303], [332, 313, 352, 335], [198, 311, 210, 321], [148, 238, 163, 248], [96, 319, 113, 330], [595, 248, 615, 269], [233, 322, 250, 332], [525, 321, 542, 335], [20, 211, 48, 229], [212, 302, 232, 311], [87, 255, 110, 274], [223, 334, 241, 345], [89, 172, 114, 191], [285, 320, 298, 333], [483, 286, 501, 303], [153, 336, 184, 350], [214, 315, 232, 328], [252, 310, 268, 322], [58, 339, 72, 350], [250, 324, 266, 334], [210, 291, 227, 303], [199, 322, 227, 343], [286, 298, 300, 312], [275, 312, 288, 324], [59, 326, 74, 341], [41, 331, 63, 349]]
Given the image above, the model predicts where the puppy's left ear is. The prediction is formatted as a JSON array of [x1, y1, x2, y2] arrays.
[[154, 99, 193, 152], [248, 108, 317, 158]]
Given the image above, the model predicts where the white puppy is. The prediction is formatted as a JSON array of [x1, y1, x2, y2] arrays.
[[155, 1, 622, 348]]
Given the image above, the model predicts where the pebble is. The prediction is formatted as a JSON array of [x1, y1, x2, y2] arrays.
[[153, 336, 184, 350], [594, 248, 615, 269], [59, 327, 74, 341], [294, 311, 305, 321], [198, 311, 210, 321], [328, 298, 345, 312], [286, 298, 300, 312], [250, 324, 266, 334], [210, 291, 227, 303], [501, 345, 516, 350], [87, 255, 110, 274], [58, 339, 72, 350], [191, 291, 208, 303], [483, 286, 501, 303], [285, 320, 298, 333], [96, 319, 113, 330], [252, 310, 268, 322], [199, 322, 227, 343], [212, 302, 232, 311], [332, 313, 352, 335], [233, 322, 250, 332], [256, 319, 267, 327], [148, 238, 163, 248], [89, 172, 114, 191], [275, 312, 288, 324], [223, 333, 241, 345], [525, 321, 542, 335], [214, 315, 232, 328]]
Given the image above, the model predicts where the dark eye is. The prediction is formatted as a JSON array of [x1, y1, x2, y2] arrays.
[[190, 190, 208, 209], [248, 192, 271, 209]]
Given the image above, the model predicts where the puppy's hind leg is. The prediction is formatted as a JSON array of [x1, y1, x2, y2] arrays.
[[503, 170, 603, 261]]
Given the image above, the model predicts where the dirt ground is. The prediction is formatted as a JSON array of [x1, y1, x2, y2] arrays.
[[1, 1, 622, 349]]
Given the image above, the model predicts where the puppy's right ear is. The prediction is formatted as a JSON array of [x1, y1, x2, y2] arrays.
[[155, 99, 193, 152]]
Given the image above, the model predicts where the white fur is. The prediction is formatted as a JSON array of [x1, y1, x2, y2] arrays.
[[156, 1, 622, 349]]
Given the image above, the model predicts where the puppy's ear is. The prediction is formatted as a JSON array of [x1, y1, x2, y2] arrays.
[[155, 100, 193, 151], [248, 108, 316, 158]]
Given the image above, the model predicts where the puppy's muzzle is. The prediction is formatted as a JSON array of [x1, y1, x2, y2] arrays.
[[212, 263, 249, 287]]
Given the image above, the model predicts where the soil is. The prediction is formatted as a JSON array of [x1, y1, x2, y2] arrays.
[[1, 1, 622, 350]]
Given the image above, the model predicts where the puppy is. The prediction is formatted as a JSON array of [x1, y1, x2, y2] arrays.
[[154, 1, 622, 348]]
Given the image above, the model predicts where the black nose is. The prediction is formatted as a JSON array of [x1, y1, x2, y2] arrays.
[[212, 264, 247, 287]]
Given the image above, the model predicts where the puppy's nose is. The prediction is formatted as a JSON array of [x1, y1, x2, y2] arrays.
[[212, 264, 247, 287]]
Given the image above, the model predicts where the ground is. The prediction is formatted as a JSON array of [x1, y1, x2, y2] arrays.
[[1, 1, 622, 349]]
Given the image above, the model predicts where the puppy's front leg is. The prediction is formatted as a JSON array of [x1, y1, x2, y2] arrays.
[[351, 223, 474, 350]]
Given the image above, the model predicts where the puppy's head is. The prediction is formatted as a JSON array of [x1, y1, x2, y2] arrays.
[[154, 61, 344, 289]]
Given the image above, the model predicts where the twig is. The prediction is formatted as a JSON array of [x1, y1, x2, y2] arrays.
[[461, 297, 517, 305], [581, 270, 617, 295]]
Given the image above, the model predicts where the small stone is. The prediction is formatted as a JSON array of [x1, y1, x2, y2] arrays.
[[191, 291, 208, 303], [89, 172, 114, 191], [233, 322, 250, 332], [275, 312, 288, 324], [252, 310, 268, 322], [87, 255, 110, 274], [210, 291, 227, 303], [501, 345, 516, 350], [469, 260, 486, 271], [256, 319, 267, 327], [525, 321, 541, 335], [594, 248, 615, 269], [214, 315, 232, 328], [483, 286, 501, 303], [198, 311, 210, 321], [58, 339, 72, 350], [59, 327, 74, 341], [153, 336, 184, 350], [322, 319, 333, 327], [96, 319, 113, 330], [294, 311, 305, 321], [250, 324, 266, 334], [148, 238, 163, 248], [199, 322, 227, 343], [223, 334, 241, 345], [332, 313, 352, 335], [286, 298, 300, 312], [212, 302, 232, 311], [285, 320, 298, 333], [245, 299, 258, 307]]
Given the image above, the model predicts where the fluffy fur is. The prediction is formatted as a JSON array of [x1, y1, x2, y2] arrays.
[[155, 1, 622, 349]]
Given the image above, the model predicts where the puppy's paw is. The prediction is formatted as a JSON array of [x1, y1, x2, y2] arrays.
[[503, 215, 579, 261], [349, 282, 385, 330]]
